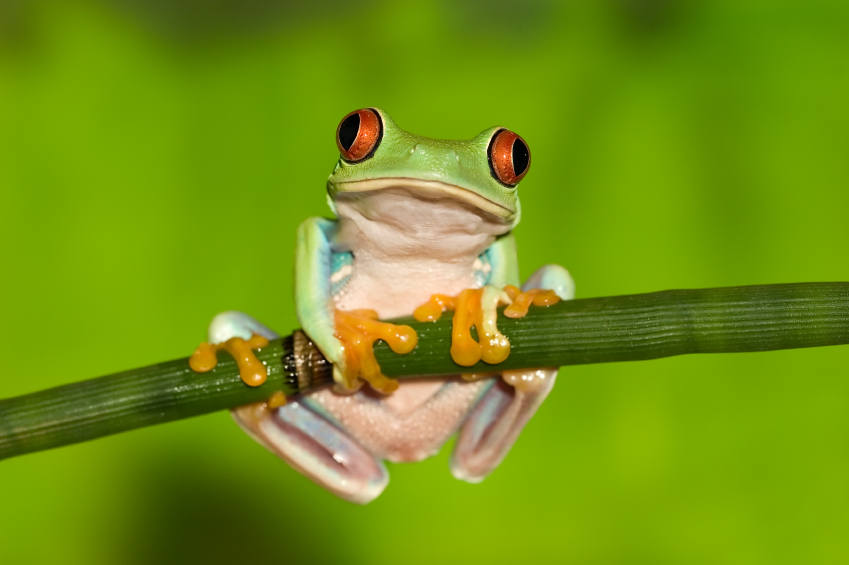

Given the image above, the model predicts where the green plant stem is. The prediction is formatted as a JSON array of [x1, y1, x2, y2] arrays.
[[1, 282, 848, 461]]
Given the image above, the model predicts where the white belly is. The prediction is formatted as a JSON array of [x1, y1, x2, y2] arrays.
[[332, 187, 508, 318], [307, 378, 490, 462], [308, 187, 512, 461]]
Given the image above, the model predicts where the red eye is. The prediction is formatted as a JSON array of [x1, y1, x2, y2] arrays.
[[336, 108, 383, 162], [488, 129, 531, 186]]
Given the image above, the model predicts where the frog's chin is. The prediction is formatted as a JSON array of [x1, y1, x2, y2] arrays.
[[333, 178, 516, 222]]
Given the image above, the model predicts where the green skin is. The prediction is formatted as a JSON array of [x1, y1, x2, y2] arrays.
[[216, 108, 573, 503]]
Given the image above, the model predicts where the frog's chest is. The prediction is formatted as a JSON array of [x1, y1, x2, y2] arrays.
[[303, 378, 490, 462], [329, 187, 505, 318], [329, 250, 491, 318]]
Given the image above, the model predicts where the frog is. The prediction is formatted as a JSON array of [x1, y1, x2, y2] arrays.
[[206, 108, 574, 504]]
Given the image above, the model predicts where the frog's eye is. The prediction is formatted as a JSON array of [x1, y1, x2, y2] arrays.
[[488, 129, 531, 187], [336, 108, 383, 162]]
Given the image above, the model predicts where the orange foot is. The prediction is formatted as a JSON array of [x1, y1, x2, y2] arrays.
[[502, 285, 561, 317], [334, 309, 418, 394], [190, 334, 271, 387], [413, 286, 560, 367]]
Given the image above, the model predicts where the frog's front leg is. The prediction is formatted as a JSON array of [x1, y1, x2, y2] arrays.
[[449, 263, 574, 482], [296, 216, 416, 394], [209, 311, 389, 504]]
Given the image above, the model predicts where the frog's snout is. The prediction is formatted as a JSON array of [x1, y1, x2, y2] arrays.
[[408, 143, 458, 158], [404, 143, 462, 177]]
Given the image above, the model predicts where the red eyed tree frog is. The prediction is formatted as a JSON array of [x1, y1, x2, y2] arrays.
[[205, 108, 574, 503]]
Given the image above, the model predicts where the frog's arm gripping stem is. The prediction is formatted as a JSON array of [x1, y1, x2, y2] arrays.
[[294, 217, 345, 367], [485, 232, 521, 288]]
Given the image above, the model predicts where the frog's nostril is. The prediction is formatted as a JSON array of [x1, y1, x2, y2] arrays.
[[410, 145, 417, 154]]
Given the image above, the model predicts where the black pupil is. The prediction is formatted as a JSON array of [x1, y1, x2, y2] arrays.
[[511, 138, 529, 176], [339, 113, 361, 152]]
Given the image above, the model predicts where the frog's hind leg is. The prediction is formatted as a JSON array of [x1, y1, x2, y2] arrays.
[[450, 369, 557, 483], [449, 265, 571, 483], [232, 400, 388, 504], [209, 311, 388, 504]]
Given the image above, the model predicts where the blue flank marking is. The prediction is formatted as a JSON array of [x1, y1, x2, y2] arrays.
[[331, 251, 354, 296], [474, 251, 492, 287]]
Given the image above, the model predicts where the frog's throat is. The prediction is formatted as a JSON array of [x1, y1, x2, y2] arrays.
[[330, 178, 515, 222]]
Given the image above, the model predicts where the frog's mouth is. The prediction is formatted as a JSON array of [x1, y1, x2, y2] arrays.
[[333, 178, 516, 222]]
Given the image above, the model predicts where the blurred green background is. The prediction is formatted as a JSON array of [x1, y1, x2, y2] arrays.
[[1, 0, 848, 563]]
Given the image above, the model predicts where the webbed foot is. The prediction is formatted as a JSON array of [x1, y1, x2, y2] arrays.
[[189, 311, 275, 386]]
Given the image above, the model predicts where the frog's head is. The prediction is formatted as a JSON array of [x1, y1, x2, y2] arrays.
[[326, 108, 530, 228]]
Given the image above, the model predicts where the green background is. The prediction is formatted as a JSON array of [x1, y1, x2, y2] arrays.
[[1, 1, 848, 563]]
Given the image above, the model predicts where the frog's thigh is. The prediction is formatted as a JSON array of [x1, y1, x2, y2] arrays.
[[450, 369, 557, 483], [522, 264, 575, 300], [232, 401, 388, 504]]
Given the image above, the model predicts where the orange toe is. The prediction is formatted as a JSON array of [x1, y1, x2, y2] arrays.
[[415, 284, 562, 368], [190, 333, 270, 387], [334, 309, 418, 394]]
